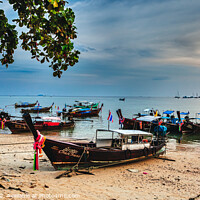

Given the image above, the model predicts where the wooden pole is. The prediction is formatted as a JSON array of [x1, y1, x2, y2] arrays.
[[108, 110, 110, 130]]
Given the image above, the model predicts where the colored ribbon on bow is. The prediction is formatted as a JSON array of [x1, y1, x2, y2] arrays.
[[179, 122, 184, 132], [33, 130, 46, 170], [1, 118, 6, 129]]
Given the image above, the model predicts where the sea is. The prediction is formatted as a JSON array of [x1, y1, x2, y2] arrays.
[[0, 95, 200, 145]]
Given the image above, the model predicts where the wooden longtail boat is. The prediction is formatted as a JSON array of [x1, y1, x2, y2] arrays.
[[6, 116, 74, 134], [116, 109, 160, 131], [181, 122, 200, 135], [62, 104, 103, 118], [119, 98, 125, 101], [15, 100, 38, 108], [23, 113, 166, 170], [21, 103, 54, 113], [73, 101, 100, 109]]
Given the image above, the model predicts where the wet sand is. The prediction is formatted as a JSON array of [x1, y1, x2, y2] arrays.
[[0, 134, 200, 200]]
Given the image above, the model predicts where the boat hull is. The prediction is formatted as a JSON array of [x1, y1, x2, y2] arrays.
[[42, 138, 165, 170], [63, 108, 101, 118], [15, 101, 38, 108], [181, 122, 200, 135], [6, 121, 75, 134], [21, 107, 52, 113]]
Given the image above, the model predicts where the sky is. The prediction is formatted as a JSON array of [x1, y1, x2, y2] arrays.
[[1, 0, 200, 97]]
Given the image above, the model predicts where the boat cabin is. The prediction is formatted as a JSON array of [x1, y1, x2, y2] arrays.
[[34, 116, 63, 126], [95, 129, 153, 150]]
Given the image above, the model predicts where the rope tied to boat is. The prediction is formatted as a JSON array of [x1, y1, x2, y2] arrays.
[[33, 130, 46, 170], [72, 147, 87, 170]]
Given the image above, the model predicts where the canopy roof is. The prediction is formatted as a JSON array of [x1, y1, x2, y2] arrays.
[[97, 129, 153, 136], [112, 129, 153, 136], [180, 112, 189, 115], [75, 101, 95, 104], [163, 110, 174, 114], [136, 116, 160, 122], [40, 117, 61, 121]]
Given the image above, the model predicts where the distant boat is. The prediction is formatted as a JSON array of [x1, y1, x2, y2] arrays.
[[15, 100, 38, 108], [21, 103, 54, 113], [119, 98, 125, 101], [62, 104, 103, 118], [174, 91, 180, 99], [74, 101, 100, 109]]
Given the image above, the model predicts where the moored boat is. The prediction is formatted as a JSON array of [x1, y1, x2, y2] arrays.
[[181, 112, 200, 135], [15, 100, 38, 108], [61, 103, 103, 118], [119, 98, 125, 101], [23, 113, 167, 170], [73, 101, 100, 109], [6, 116, 74, 134], [21, 103, 54, 113]]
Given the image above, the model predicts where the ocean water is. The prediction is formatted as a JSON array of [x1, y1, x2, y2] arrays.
[[1, 96, 200, 144]]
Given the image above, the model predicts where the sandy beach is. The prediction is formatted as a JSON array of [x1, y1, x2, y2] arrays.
[[0, 133, 200, 200]]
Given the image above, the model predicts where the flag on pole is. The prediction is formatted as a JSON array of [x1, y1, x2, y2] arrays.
[[119, 117, 125, 125], [107, 111, 113, 122]]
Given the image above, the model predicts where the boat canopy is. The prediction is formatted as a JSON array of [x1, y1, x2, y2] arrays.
[[21, 102, 29, 105], [144, 109, 150, 112], [75, 101, 94, 104], [136, 116, 160, 122], [96, 129, 153, 137], [111, 129, 153, 136], [163, 110, 174, 115], [40, 117, 61, 121], [180, 112, 189, 115]]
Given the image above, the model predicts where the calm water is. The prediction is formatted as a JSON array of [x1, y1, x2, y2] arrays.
[[0, 96, 200, 144]]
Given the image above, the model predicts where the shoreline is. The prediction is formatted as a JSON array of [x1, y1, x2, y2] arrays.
[[0, 134, 200, 200]]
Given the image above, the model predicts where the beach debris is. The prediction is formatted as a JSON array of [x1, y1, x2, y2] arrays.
[[0, 183, 6, 189], [0, 172, 20, 178], [1, 177, 10, 182], [154, 157, 176, 162], [55, 168, 94, 179], [143, 172, 148, 174], [19, 166, 26, 169], [44, 184, 49, 188], [8, 186, 27, 194], [189, 194, 200, 200], [127, 169, 139, 173], [30, 182, 37, 188]]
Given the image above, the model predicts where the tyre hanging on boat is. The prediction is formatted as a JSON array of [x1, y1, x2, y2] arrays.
[[143, 147, 148, 157], [125, 149, 132, 159]]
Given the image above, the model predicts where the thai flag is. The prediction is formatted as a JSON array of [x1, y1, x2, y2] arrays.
[[107, 111, 113, 122], [119, 117, 125, 124]]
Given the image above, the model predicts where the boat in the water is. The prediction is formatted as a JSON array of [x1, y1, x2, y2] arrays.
[[21, 103, 54, 113], [15, 100, 38, 108], [61, 103, 103, 118], [73, 101, 100, 109], [116, 109, 160, 130], [6, 116, 74, 134], [181, 112, 200, 135], [119, 98, 125, 101], [23, 112, 167, 170]]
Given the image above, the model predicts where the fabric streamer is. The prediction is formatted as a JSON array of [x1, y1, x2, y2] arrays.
[[1, 118, 6, 129], [33, 130, 46, 170]]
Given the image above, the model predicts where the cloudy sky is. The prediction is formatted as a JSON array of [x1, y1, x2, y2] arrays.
[[1, 0, 200, 97]]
